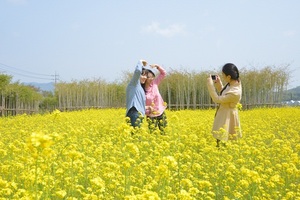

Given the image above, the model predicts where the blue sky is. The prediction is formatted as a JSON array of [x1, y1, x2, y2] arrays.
[[0, 0, 299, 89]]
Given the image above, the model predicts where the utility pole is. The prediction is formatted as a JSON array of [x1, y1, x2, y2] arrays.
[[54, 72, 59, 84]]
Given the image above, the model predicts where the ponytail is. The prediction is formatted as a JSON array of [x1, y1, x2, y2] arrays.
[[222, 63, 240, 81]]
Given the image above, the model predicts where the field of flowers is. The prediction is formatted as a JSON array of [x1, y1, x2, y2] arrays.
[[0, 107, 299, 199]]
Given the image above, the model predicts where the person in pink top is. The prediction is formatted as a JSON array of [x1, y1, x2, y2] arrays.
[[142, 64, 167, 134]]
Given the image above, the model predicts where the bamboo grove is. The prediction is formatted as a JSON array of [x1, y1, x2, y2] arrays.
[[55, 65, 290, 111], [0, 74, 42, 116], [0, 65, 291, 115]]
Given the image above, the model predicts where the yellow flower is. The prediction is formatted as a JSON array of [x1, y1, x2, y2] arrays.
[[0, 149, 7, 157], [178, 189, 192, 198], [270, 174, 284, 185], [0, 178, 8, 188], [152, 110, 159, 115], [227, 163, 237, 171], [163, 156, 178, 169], [167, 194, 177, 199], [236, 103, 243, 110], [91, 177, 105, 190], [196, 180, 212, 190], [0, 107, 300, 199], [238, 179, 249, 188], [207, 191, 216, 198], [83, 194, 98, 200], [55, 190, 67, 199], [233, 191, 243, 198], [189, 187, 199, 196], [181, 178, 193, 189], [155, 164, 169, 178], [122, 161, 131, 170], [66, 150, 83, 160], [224, 186, 231, 193], [140, 190, 160, 199], [123, 143, 140, 157], [28, 132, 53, 148], [250, 170, 261, 184], [284, 191, 296, 199]]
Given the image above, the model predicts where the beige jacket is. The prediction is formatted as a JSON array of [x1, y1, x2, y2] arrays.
[[207, 79, 242, 141]]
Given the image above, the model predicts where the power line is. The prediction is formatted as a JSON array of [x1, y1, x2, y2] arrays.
[[0, 62, 57, 81], [0, 62, 53, 76]]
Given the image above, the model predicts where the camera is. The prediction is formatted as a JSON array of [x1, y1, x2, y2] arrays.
[[211, 75, 216, 80]]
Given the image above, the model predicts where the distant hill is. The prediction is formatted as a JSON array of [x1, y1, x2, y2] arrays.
[[24, 82, 54, 92], [283, 86, 300, 101]]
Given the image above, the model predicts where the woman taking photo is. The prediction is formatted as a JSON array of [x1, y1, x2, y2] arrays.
[[207, 63, 242, 147]]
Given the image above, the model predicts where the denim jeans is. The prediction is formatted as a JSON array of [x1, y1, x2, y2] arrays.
[[126, 107, 143, 128]]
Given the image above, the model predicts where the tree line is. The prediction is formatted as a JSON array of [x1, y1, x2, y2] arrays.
[[0, 64, 291, 116], [0, 74, 42, 116], [51, 64, 291, 110]]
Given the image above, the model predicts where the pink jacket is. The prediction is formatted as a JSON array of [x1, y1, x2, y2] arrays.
[[145, 67, 167, 117]]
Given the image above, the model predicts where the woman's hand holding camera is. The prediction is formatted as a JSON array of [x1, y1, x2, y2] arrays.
[[208, 74, 221, 86]]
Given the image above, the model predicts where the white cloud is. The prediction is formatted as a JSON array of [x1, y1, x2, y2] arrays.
[[141, 22, 187, 37], [283, 30, 297, 37]]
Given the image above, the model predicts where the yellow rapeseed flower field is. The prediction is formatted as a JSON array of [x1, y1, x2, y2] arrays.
[[0, 107, 299, 199]]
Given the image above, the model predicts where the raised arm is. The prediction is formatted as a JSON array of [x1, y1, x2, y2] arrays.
[[207, 77, 240, 104], [151, 64, 166, 84], [130, 60, 147, 85]]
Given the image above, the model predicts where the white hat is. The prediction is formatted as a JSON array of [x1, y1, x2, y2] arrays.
[[143, 66, 159, 77]]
